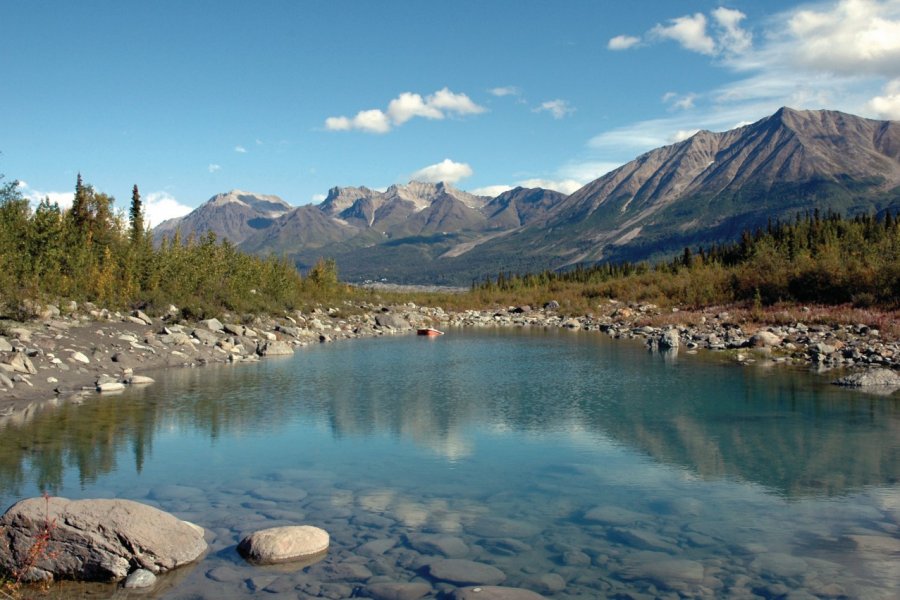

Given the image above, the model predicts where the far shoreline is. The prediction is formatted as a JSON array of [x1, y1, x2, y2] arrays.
[[3, 299, 899, 427]]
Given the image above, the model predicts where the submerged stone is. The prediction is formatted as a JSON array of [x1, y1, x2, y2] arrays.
[[450, 586, 547, 599], [426, 558, 506, 586], [238, 525, 329, 565]]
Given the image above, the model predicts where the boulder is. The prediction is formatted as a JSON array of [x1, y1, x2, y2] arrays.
[[191, 328, 220, 345], [375, 313, 409, 330], [237, 525, 329, 565], [0, 337, 12, 352], [97, 382, 126, 393], [833, 369, 900, 388], [223, 323, 245, 336], [450, 587, 546, 599], [126, 375, 155, 385], [0, 372, 13, 389], [257, 340, 294, 356], [199, 318, 224, 332], [0, 497, 206, 582], [70, 351, 90, 364], [132, 310, 153, 325], [658, 329, 680, 350], [750, 331, 782, 347], [123, 568, 157, 589], [5, 353, 36, 375]]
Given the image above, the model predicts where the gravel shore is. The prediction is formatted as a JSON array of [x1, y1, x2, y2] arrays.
[[3, 300, 898, 426]]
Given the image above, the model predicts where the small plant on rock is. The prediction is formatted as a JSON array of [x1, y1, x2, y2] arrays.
[[0, 492, 58, 598]]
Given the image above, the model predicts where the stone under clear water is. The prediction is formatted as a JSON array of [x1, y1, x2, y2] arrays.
[[1, 328, 898, 599]]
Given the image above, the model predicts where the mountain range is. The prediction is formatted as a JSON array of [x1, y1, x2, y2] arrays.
[[154, 107, 900, 284]]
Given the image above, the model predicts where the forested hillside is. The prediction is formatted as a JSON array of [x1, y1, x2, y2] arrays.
[[0, 174, 340, 319]]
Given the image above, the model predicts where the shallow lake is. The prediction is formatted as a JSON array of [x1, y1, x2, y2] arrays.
[[1, 328, 899, 599]]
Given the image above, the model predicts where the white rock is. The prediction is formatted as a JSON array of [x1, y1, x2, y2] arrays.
[[237, 525, 329, 565], [97, 382, 125, 392], [71, 351, 90, 364]]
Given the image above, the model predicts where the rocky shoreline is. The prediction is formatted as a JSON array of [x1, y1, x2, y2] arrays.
[[2, 300, 899, 425]]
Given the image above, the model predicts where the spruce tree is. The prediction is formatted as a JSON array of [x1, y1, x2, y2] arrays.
[[129, 184, 144, 244], [71, 173, 88, 232]]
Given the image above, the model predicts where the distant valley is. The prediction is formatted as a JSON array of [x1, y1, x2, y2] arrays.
[[154, 107, 900, 285]]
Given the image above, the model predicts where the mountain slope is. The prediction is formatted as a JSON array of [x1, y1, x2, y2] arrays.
[[153, 190, 292, 245], [473, 107, 900, 269], [153, 108, 900, 285]]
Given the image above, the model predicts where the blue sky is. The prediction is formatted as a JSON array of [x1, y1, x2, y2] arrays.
[[3, 0, 899, 226]]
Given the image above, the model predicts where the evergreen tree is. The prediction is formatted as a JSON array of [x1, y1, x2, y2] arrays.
[[129, 184, 144, 244]]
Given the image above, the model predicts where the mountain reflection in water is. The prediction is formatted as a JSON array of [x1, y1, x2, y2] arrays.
[[1, 328, 897, 502]]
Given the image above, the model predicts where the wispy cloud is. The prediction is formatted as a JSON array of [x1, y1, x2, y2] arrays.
[[612, 6, 752, 57], [488, 86, 520, 97], [410, 158, 473, 184], [325, 88, 486, 134], [608, 34, 640, 50], [208, 163, 221, 173], [234, 145, 247, 153], [594, 0, 900, 162], [534, 99, 575, 119], [471, 161, 620, 197]]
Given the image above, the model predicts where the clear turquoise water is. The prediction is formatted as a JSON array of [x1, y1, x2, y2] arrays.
[[1, 328, 899, 598]]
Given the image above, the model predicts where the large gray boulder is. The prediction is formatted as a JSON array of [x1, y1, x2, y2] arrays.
[[375, 313, 409, 330], [0, 497, 207, 583]]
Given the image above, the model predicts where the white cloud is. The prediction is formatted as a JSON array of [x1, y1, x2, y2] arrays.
[[783, 0, 900, 76], [411, 159, 473, 184], [670, 129, 701, 143], [558, 161, 621, 182], [663, 92, 698, 110], [470, 184, 513, 197], [234, 145, 247, 153], [324, 116, 352, 131], [518, 178, 584, 194], [608, 34, 641, 50], [489, 86, 520, 97], [325, 109, 392, 134], [652, 13, 716, 55], [326, 88, 486, 134], [144, 191, 193, 228], [428, 88, 486, 115], [712, 7, 752, 55], [311, 193, 327, 203], [589, 1, 900, 169], [387, 92, 444, 125], [643, 8, 751, 57], [350, 109, 392, 133], [867, 78, 900, 118], [534, 99, 575, 119], [472, 161, 618, 198], [208, 163, 221, 173], [17, 181, 74, 211]]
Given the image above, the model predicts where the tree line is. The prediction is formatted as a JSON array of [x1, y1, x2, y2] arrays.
[[475, 209, 900, 309], [0, 173, 341, 319]]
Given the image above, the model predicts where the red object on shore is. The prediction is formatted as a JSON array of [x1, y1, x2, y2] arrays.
[[417, 327, 444, 336]]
